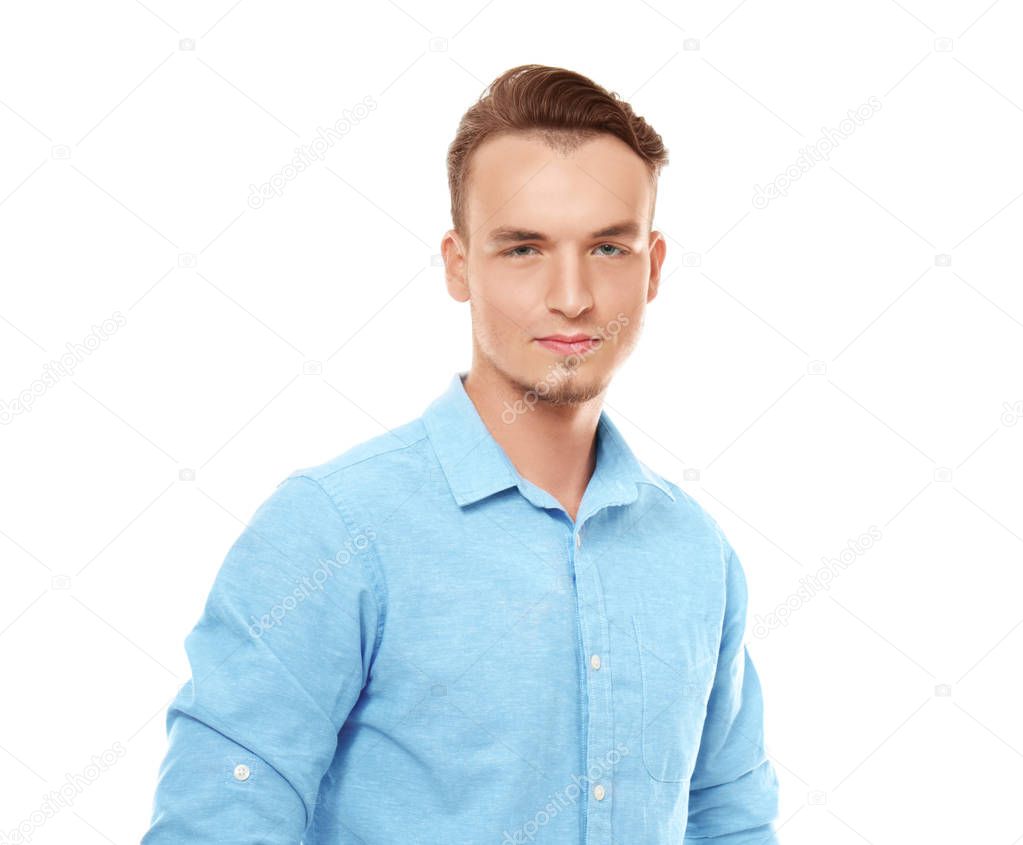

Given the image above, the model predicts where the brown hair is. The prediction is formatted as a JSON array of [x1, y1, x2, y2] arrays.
[[446, 64, 669, 245]]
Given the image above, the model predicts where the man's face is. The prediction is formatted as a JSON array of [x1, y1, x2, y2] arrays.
[[441, 131, 666, 405]]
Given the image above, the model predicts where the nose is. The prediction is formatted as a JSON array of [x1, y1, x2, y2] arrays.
[[544, 250, 594, 320]]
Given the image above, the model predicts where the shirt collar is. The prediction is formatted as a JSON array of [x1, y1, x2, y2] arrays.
[[421, 371, 675, 511]]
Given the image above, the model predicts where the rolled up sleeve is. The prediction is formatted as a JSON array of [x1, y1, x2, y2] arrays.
[[141, 473, 382, 844], [685, 544, 780, 844]]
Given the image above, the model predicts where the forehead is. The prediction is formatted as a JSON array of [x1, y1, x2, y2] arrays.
[[464, 132, 653, 240]]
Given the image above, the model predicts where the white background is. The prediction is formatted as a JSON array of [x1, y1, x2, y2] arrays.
[[2, 1, 1022, 842]]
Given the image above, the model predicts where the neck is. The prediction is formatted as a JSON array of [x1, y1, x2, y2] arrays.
[[461, 361, 604, 521]]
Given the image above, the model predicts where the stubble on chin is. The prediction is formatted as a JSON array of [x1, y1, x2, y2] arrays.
[[505, 361, 610, 406]]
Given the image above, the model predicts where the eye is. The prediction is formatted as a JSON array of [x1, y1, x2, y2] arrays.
[[504, 245, 539, 258], [502, 244, 630, 258]]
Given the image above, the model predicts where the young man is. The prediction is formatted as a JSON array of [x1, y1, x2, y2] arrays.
[[143, 64, 780, 843]]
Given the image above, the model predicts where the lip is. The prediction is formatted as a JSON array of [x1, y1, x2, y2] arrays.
[[534, 335, 600, 355]]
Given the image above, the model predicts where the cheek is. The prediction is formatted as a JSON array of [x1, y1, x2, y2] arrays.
[[595, 258, 648, 292], [603, 294, 647, 350], [471, 265, 541, 325], [468, 283, 531, 349], [599, 277, 648, 322]]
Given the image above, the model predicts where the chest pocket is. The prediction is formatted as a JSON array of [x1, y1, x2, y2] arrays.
[[633, 612, 719, 783]]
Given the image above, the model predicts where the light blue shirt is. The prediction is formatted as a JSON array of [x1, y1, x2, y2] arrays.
[[142, 371, 780, 843]]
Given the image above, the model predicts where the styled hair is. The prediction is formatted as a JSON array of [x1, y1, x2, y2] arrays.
[[446, 64, 669, 244]]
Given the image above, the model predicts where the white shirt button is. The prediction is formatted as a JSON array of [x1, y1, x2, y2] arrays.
[[233, 763, 250, 781], [593, 783, 606, 800], [575, 532, 582, 549], [590, 654, 601, 670]]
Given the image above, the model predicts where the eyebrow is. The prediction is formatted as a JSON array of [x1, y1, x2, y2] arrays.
[[485, 220, 642, 245]]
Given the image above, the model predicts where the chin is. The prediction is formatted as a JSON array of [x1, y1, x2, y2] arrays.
[[509, 360, 608, 405]]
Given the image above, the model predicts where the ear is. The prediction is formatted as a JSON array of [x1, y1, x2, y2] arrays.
[[647, 230, 667, 303], [441, 229, 470, 303]]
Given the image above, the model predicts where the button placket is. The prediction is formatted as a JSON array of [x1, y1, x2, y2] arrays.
[[571, 521, 614, 844]]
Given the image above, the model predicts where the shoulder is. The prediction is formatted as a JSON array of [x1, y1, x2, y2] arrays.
[[291, 414, 428, 479], [646, 470, 734, 566], [279, 416, 436, 518]]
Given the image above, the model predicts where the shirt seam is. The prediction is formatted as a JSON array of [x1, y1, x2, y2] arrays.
[[312, 429, 429, 482], [292, 473, 388, 675]]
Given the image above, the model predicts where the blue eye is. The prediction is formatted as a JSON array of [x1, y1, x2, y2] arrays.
[[595, 244, 627, 256], [505, 246, 539, 258]]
